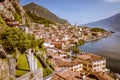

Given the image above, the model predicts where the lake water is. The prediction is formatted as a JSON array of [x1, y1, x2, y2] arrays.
[[79, 32, 120, 73]]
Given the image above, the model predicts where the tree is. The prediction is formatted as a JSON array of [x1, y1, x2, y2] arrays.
[[1, 27, 35, 54], [1, 27, 37, 77], [70, 40, 84, 55], [90, 28, 106, 33], [43, 67, 53, 77], [78, 39, 85, 46]]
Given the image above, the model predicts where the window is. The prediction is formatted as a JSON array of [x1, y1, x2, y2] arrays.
[[83, 68, 86, 70], [94, 64, 96, 67], [97, 64, 99, 66], [89, 64, 92, 68], [102, 67, 105, 70], [83, 63, 87, 66], [103, 63, 105, 65]]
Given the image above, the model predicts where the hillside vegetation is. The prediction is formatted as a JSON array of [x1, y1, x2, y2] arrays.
[[23, 2, 68, 24], [26, 11, 55, 25], [90, 28, 106, 33]]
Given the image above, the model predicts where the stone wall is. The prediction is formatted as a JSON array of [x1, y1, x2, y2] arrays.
[[0, 59, 9, 80], [16, 68, 43, 80]]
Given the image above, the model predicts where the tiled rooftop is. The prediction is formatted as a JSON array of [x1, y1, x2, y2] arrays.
[[78, 53, 106, 61], [51, 70, 94, 80], [89, 72, 114, 80], [55, 59, 82, 67]]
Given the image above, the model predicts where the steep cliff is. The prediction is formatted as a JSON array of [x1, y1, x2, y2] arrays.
[[0, 0, 30, 25]]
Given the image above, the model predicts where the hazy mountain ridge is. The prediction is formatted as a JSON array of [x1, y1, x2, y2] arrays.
[[84, 13, 120, 31], [23, 2, 68, 24]]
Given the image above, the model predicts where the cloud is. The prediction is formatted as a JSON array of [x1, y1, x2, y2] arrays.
[[105, 0, 120, 2]]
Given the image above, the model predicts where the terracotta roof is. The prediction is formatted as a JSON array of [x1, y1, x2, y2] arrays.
[[89, 72, 114, 80], [55, 59, 82, 67], [78, 53, 106, 61], [51, 70, 94, 80]]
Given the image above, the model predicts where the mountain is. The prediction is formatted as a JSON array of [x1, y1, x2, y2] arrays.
[[84, 13, 120, 31], [23, 2, 68, 24]]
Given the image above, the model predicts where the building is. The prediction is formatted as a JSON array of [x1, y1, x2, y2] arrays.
[[78, 53, 106, 73], [55, 59, 83, 72], [51, 70, 94, 80], [88, 71, 114, 80], [51, 41, 66, 49]]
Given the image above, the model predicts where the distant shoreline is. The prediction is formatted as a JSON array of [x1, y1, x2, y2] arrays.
[[85, 31, 112, 43]]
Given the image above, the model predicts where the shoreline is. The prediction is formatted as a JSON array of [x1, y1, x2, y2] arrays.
[[80, 32, 120, 73], [85, 32, 112, 42]]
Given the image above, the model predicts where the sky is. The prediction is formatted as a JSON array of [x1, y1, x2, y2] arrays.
[[20, 0, 120, 25]]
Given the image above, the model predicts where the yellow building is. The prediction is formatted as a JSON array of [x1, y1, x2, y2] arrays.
[[55, 59, 83, 72], [77, 53, 106, 73]]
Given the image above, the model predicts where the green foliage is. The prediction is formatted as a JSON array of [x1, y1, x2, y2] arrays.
[[67, 54, 71, 58], [9, 78, 14, 80], [26, 11, 55, 25], [90, 28, 106, 33], [46, 58, 50, 65], [43, 68, 53, 77], [17, 54, 30, 70], [30, 73, 34, 79], [16, 54, 30, 77], [16, 70, 29, 77], [1, 27, 35, 54], [75, 40, 85, 47], [27, 34, 37, 49], [14, 13, 21, 23], [35, 46, 40, 52], [72, 46, 80, 54], [16, 54, 44, 77], [0, 16, 7, 28], [34, 56, 44, 68], [92, 33, 98, 36], [37, 39, 44, 48], [70, 40, 84, 54], [24, 3, 68, 24], [37, 39, 46, 54]]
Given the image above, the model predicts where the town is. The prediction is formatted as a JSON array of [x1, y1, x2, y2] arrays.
[[0, 17, 116, 80], [0, 0, 120, 80]]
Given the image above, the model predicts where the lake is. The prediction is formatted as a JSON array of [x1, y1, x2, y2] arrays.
[[79, 32, 120, 73]]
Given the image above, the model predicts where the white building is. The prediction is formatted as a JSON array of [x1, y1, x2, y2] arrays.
[[78, 53, 106, 73]]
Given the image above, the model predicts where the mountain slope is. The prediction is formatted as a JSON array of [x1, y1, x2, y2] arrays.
[[84, 13, 120, 31], [23, 2, 68, 24]]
